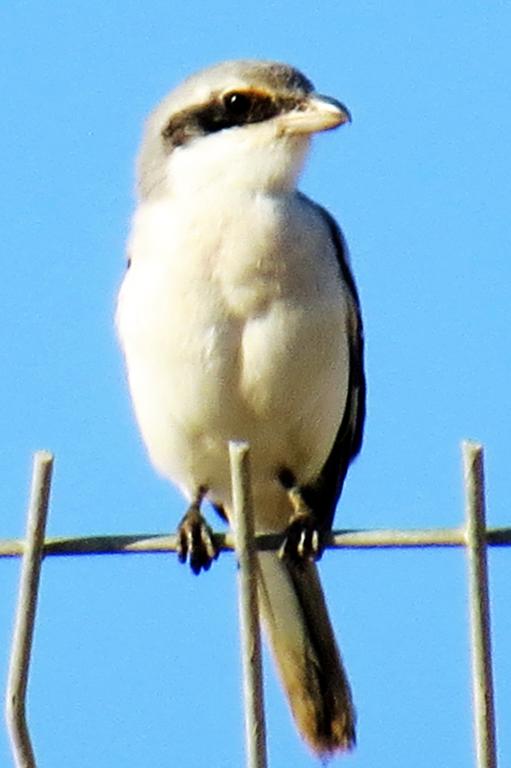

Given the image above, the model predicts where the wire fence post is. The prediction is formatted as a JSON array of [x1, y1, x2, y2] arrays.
[[5, 451, 54, 768], [229, 441, 268, 768], [463, 441, 497, 768], [1, 443, 507, 765]]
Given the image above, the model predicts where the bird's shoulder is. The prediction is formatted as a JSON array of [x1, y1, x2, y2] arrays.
[[296, 192, 360, 304]]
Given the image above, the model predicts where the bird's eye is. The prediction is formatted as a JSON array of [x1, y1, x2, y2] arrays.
[[222, 91, 253, 118]]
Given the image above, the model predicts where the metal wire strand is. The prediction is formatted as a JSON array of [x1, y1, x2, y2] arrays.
[[5, 451, 54, 768], [1, 526, 510, 559], [229, 441, 268, 768], [463, 441, 498, 768]]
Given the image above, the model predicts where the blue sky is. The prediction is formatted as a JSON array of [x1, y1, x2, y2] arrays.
[[1, 2, 509, 766]]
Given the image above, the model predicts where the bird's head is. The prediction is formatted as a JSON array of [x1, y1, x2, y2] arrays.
[[137, 60, 350, 200]]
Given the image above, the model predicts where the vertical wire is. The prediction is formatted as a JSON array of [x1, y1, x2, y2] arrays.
[[229, 441, 268, 768], [5, 451, 54, 768], [463, 441, 497, 768]]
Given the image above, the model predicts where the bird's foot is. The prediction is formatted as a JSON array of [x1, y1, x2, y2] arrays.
[[279, 487, 323, 565], [177, 498, 219, 575]]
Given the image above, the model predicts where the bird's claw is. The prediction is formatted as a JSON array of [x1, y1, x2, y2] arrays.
[[279, 513, 322, 565], [177, 504, 219, 574]]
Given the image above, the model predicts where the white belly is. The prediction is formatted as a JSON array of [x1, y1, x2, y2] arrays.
[[116, 192, 350, 530]]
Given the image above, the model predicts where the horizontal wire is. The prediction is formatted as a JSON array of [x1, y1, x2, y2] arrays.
[[1, 526, 510, 558]]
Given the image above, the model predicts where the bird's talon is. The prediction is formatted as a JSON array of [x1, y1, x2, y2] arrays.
[[176, 503, 219, 574], [279, 512, 323, 565]]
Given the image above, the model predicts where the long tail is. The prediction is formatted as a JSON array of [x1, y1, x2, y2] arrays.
[[257, 552, 355, 756]]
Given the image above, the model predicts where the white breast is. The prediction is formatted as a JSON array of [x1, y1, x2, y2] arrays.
[[116, 190, 350, 530]]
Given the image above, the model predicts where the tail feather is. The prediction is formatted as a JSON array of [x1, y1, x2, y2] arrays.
[[257, 552, 355, 756]]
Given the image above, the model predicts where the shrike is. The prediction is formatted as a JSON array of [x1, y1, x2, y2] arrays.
[[117, 59, 365, 757]]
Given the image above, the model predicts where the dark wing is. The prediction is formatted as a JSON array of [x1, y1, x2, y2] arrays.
[[299, 195, 366, 532]]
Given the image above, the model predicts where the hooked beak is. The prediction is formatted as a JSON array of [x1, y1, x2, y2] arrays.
[[276, 94, 351, 136]]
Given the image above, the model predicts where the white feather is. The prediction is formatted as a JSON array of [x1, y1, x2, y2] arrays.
[[117, 176, 349, 526]]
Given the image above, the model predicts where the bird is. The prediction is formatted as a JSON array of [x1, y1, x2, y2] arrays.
[[116, 59, 365, 757]]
